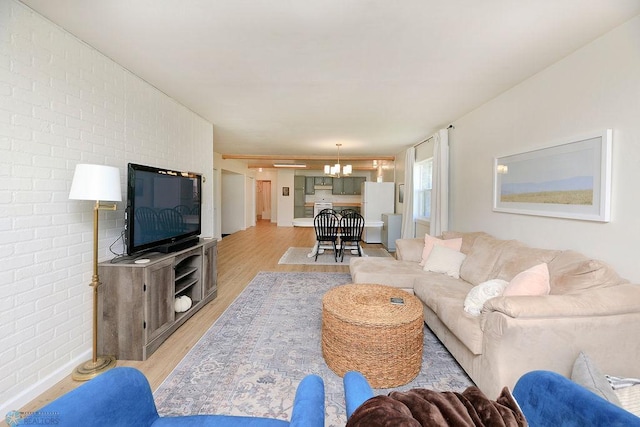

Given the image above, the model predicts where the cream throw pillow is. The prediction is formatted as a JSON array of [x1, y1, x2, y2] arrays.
[[464, 279, 509, 316], [614, 385, 640, 416], [423, 244, 466, 279], [502, 263, 550, 296], [419, 234, 463, 266]]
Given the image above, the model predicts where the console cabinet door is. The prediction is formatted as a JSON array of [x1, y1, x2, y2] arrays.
[[144, 258, 174, 342], [98, 265, 145, 360], [202, 241, 218, 299]]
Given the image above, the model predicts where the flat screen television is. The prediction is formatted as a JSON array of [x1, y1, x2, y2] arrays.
[[126, 163, 202, 256]]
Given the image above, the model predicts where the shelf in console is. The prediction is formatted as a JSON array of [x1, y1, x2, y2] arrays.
[[175, 276, 199, 295], [175, 265, 198, 282]]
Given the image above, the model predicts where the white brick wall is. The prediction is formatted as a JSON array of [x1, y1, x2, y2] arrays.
[[0, 0, 214, 414]]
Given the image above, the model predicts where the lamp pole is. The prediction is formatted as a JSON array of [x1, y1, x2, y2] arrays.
[[71, 200, 117, 381]]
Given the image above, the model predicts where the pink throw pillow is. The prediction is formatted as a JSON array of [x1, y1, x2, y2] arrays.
[[503, 263, 550, 296], [419, 234, 463, 266]]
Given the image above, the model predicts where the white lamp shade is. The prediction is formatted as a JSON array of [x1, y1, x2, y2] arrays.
[[69, 164, 122, 202]]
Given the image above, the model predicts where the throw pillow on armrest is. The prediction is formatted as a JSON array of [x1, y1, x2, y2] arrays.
[[423, 244, 466, 279]]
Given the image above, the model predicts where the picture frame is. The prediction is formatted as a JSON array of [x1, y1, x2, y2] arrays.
[[493, 129, 612, 222], [282, 186, 289, 197]]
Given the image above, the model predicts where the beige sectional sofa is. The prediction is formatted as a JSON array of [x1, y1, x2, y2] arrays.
[[349, 231, 640, 397]]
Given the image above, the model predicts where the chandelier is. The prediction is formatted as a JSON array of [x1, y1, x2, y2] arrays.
[[324, 143, 352, 178]]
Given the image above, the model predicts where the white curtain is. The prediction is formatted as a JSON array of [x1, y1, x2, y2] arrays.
[[400, 146, 415, 238], [430, 129, 449, 236]]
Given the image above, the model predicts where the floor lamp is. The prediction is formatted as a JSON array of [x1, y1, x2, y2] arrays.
[[69, 164, 121, 381]]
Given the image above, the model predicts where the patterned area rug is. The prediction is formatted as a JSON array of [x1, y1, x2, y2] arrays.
[[278, 247, 392, 265], [154, 272, 473, 427]]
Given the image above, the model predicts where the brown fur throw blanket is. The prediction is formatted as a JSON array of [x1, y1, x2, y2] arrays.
[[346, 386, 527, 427]]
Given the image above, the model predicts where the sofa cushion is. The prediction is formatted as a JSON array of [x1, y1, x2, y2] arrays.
[[547, 250, 626, 295], [419, 234, 462, 266], [503, 263, 550, 296], [441, 231, 492, 255], [413, 273, 473, 316], [395, 238, 426, 263], [491, 246, 560, 282], [459, 235, 522, 285], [349, 257, 422, 291], [413, 273, 484, 355], [437, 297, 485, 355], [423, 245, 466, 279]]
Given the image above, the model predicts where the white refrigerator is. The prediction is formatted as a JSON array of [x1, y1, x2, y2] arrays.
[[361, 182, 395, 243]]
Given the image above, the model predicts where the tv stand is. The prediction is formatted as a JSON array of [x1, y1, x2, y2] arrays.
[[156, 236, 200, 253], [97, 239, 217, 360]]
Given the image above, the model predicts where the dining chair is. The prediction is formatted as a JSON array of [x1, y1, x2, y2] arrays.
[[313, 211, 340, 262], [339, 211, 365, 261]]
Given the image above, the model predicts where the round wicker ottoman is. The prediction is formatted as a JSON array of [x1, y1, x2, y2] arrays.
[[321, 283, 424, 388]]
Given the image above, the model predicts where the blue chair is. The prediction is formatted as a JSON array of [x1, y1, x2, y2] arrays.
[[16, 367, 325, 427], [513, 370, 640, 427], [343, 370, 640, 427], [343, 371, 374, 419]]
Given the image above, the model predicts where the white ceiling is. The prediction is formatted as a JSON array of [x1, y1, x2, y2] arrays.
[[20, 0, 640, 162]]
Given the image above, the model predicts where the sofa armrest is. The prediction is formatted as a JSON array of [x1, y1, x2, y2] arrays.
[[513, 370, 640, 427], [395, 238, 424, 262], [290, 374, 325, 427], [343, 371, 374, 419], [483, 284, 640, 319]]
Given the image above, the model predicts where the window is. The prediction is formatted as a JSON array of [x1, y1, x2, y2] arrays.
[[414, 158, 433, 220]]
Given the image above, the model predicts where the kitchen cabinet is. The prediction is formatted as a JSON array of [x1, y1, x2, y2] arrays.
[[294, 176, 306, 218], [304, 176, 315, 195], [332, 177, 366, 195], [314, 176, 333, 186]]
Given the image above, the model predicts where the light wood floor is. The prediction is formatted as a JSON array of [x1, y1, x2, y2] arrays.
[[16, 220, 379, 417]]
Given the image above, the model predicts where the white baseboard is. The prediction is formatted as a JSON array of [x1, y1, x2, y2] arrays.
[[0, 349, 91, 417]]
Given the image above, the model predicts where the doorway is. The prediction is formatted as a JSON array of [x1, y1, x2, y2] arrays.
[[256, 180, 272, 220]]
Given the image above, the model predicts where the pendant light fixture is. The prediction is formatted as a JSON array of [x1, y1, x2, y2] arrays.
[[324, 143, 352, 178]]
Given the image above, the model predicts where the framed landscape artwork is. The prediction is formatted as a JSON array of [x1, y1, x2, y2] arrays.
[[493, 129, 612, 222]]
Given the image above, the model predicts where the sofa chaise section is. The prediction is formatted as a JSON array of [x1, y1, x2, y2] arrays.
[[349, 231, 640, 398]]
